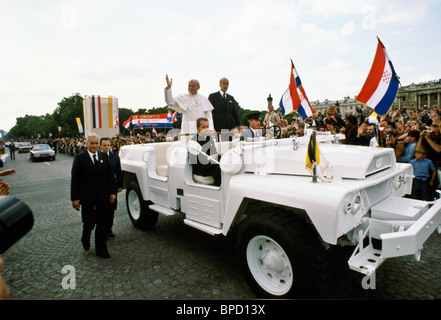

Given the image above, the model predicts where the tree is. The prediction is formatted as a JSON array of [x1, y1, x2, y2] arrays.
[[118, 107, 135, 133], [53, 93, 83, 136]]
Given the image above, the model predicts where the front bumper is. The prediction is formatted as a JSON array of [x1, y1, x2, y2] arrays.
[[32, 153, 54, 159], [348, 197, 441, 275], [380, 198, 441, 259]]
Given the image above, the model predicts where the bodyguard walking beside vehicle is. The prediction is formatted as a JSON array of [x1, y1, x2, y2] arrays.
[[99, 137, 123, 238], [71, 134, 117, 259]]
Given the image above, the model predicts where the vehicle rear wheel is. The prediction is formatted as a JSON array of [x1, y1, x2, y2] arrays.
[[236, 209, 330, 298], [126, 181, 158, 230]]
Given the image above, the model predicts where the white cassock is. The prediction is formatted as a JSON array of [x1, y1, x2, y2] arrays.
[[164, 88, 214, 140]]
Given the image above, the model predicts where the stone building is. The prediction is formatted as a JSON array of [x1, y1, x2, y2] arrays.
[[394, 79, 441, 110], [310, 79, 441, 116], [311, 97, 369, 117]]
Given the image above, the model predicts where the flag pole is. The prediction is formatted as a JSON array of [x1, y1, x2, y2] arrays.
[[397, 78, 413, 109], [312, 130, 318, 183]]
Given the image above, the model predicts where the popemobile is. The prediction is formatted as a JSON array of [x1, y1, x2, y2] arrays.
[[118, 127, 441, 298]]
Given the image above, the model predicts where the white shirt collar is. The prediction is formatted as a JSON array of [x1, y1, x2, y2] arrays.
[[87, 149, 98, 162]]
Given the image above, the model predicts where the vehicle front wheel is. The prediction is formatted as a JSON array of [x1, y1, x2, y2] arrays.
[[236, 209, 330, 298], [125, 181, 158, 230]]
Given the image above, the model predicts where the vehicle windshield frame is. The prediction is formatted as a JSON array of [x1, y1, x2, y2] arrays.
[[32, 144, 51, 151]]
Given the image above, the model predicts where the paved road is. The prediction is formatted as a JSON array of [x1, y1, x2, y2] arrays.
[[1, 150, 441, 302]]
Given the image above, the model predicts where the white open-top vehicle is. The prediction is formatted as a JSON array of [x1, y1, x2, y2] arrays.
[[119, 130, 441, 298]]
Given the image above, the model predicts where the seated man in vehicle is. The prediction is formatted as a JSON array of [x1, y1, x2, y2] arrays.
[[240, 111, 263, 141], [189, 118, 221, 186]]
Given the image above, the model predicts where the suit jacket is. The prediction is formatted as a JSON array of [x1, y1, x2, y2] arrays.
[[208, 91, 242, 132], [108, 151, 123, 190], [71, 150, 116, 208]]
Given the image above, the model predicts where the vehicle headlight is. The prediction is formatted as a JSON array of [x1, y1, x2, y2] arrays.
[[220, 150, 242, 174], [343, 193, 361, 215]]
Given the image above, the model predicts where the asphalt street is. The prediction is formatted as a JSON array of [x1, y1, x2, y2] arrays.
[[1, 150, 441, 302]]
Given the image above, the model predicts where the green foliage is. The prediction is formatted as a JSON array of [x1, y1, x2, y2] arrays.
[[53, 93, 84, 136], [8, 93, 84, 139], [7, 94, 288, 139]]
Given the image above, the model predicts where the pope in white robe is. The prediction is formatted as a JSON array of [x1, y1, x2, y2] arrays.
[[164, 75, 214, 140]]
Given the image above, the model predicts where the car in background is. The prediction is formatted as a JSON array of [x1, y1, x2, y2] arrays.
[[16, 142, 32, 153], [29, 144, 56, 162]]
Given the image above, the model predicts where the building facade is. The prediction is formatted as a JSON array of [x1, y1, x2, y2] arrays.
[[310, 79, 441, 117], [394, 79, 441, 110]]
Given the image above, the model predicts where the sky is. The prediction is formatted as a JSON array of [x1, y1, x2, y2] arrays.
[[1, 0, 441, 132]]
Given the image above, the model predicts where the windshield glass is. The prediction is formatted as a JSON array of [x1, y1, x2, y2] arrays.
[[33, 144, 51, 151]]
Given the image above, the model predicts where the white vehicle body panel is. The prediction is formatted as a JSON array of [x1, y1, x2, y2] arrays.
[[120, 132, 441, 275]]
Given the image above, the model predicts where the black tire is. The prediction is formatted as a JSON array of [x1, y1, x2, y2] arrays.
[[125, 181, 158, 230], [236, 209, 330, 298]]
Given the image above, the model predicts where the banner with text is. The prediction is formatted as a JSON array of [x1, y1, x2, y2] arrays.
[[131, 114, 174, 128]]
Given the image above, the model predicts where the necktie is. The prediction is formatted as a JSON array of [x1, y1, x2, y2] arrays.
[[223, 93, 226, 100], [93, 154, 98, 166]]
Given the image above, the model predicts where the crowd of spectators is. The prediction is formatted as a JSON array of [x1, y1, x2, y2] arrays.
[[4, 104, 441, 200], [5, 105, 441, 160], [5, 132, 171, 157], [278, 104, 441, 200]]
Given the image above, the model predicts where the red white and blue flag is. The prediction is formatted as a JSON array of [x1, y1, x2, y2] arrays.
[[122, 116, 132, 129], [152, 126, 158, 136], [171, 111, 180, 122], [279, 59, 316, 120], [356, 37, 399, 116]]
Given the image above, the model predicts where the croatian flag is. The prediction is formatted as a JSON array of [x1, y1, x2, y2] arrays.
[[152, 126, 158, 136], [167, 110, 173, 122], [171, 111, 180, 122], [123, 116, 132, 129], [279, 59, 316, 120], [356, 37, 399, 116]]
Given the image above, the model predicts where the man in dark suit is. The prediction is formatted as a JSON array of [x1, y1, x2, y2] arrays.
[[208, 77, 242, 141], [100, 137, 123, 238], [71, 134, 116, 259]]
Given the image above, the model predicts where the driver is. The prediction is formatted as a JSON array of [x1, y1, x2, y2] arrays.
[[240, 112, 263, 141], [189, 118, 221, 186]]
